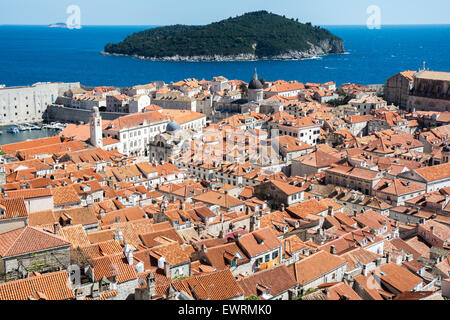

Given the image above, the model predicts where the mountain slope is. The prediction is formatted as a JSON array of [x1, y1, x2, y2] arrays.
[[104, 11, 344, 61]]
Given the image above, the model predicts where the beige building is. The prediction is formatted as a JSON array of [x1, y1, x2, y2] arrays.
[[407, 71, 450, 112]]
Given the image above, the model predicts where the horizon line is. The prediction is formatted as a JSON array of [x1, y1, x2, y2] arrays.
[[1, 23, 450, 27]]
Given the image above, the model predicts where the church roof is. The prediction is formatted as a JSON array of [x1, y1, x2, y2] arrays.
[[248, 70, 263, 90]]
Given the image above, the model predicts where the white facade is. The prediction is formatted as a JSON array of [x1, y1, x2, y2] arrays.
[[0, 82, 80, 125]]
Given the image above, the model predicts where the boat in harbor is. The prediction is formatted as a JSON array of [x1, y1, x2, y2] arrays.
[[7, 126, 19, 134], [19, 125, 32, 131], [29, 124, 41, 130]]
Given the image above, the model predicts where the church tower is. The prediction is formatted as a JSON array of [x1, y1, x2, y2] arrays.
[[90, 107, 103, 148], [248, 69, 264, 102]]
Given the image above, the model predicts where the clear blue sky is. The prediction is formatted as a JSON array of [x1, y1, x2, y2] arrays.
[[1, 0, 449, 26]]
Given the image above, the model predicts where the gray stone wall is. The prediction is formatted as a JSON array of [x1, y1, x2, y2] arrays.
[[0, 217, 27, 235], [45, 105, 126, 124], [114, 279, 139, 300], [1, 246, 71, 277]]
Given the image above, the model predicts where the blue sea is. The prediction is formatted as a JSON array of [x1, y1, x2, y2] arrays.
[[0, 24, 450, 87]]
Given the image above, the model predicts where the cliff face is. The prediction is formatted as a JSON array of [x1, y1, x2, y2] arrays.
[[104, 11, 345, 62]]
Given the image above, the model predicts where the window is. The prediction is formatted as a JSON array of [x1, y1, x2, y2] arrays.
[[265, 254, 270, 262], [272, 250, 279, 260]]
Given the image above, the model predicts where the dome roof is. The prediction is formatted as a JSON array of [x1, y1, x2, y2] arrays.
[[248, 70, 263, 90], [166, 121, 181, 132]]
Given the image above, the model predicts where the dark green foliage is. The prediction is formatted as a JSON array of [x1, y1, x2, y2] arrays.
[[105, 11, 343, 58]]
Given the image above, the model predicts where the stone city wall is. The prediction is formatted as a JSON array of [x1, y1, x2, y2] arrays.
[[45, 104, 126, 124]]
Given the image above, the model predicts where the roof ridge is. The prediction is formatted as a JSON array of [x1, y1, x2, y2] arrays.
[[3, 227, 28, 257]]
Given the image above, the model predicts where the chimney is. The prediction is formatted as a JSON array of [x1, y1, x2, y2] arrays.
[[146, 273, 156, 298], [116, 228, 123, 241], [330, 245, 337, 255], [362, 265, 368, 276], [163, 261, 170, 277], [281, 203, 285, 212], [201, 244, 208, 253], [328, 205, 334, 217], [53, 222, 60, 235], [430, 226, 435, 235], [376, 257, 382, 267], [127, 250, 134, 265]]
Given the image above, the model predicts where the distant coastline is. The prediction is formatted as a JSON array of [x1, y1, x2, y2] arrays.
[[99, 49, 345, 62], [48, 22, 82, 29]]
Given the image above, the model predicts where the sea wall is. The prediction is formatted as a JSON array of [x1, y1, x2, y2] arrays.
[[45, 104, 126, 124]]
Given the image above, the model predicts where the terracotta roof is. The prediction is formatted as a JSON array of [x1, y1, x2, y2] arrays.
[[293, 251, 346, 286], [87, 230, 115, 244], [5, 188, 52, 199], [89, 253, 138, 283], [182, 269, 243, 300], [151, 242, 190, 266], [51, 186, 81, 206], [412, 162, 450, 182], [193, 191, 243, 208], [0, 136, 62, 156], [59, 224, 90, 248], [269, 180, 304, 196], [238, 227, 281, 257], [0, 271, 74, 300], [54, 207, 98, 226], [374, 263, 422, 293], [237, 264, 297, 298], [322, 282, 362, 300], [204, 242, 249, 270], [105, 111, 168, 131], [287, 199, 328, 219], [374, 178, 424, 195], [0, 197, 28, 219], [0, 226, 71, 257], [295, 149, 340, 168], [28, 210, 56, 227], [79, 240, 123, 259]]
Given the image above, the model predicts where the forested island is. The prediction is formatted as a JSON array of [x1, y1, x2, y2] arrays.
[[103, 11, 344, 61]]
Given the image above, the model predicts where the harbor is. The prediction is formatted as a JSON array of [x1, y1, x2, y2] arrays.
[[0, 122, 66, 145]]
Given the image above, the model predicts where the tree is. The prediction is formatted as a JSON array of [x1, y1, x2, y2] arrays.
[[245, 295, 260, 300], [239, 83, 248, 93], [259, 78, 266, 85]]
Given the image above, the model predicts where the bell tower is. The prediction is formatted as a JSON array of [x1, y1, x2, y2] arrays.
[[248, 69, 264, 102], [90, 107, 103, 148]]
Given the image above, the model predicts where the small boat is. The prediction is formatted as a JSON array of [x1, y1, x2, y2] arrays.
[[0, 131, 3, 135], [7, 126, 19, 134]]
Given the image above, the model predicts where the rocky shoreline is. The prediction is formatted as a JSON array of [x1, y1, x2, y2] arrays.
[[101, 39, 345, 62]]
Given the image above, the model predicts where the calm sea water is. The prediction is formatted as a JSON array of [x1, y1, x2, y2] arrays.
[[1, 24, 450, 88]]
